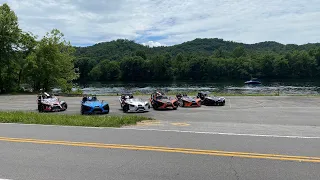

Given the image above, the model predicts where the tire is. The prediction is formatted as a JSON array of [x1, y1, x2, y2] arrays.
[[152, 105, 158, 110], [61, 103, 68, 111], [123, 104, 129, 113], [80, 105, 85, 115], [173, 107, 178, 110], [38, 104, 43, 112], [105, 104, 110, 114], [178, 99, 184, 107]]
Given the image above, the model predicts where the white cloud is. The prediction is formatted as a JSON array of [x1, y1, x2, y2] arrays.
[[1, 0, 320, 46], [142, 41, 166, 47]]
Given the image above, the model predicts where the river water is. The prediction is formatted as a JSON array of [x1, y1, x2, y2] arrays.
[[69, 79, 320, 95]]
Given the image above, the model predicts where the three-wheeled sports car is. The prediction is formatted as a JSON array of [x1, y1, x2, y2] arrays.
[[119, 93, 150, 113], [81, 95, 109, 114], [149, 91, 179, 110], [176, 93, 201, 107], [197, 92, 226, 106], [37, 92, 67, 112]]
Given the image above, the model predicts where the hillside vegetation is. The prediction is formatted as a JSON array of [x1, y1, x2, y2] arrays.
[[75, 38, 320, 82]]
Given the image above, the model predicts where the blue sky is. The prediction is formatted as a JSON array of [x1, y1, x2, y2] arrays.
[[1, 0, 320, 47]]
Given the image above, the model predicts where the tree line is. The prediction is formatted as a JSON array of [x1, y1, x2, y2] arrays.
[[0, 3, 77, 93], [75, 40, 320, 82]]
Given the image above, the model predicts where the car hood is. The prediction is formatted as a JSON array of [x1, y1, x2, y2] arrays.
[[41, 98, 60, 105], [83, 101, 108, 107], [126, 98, 147, 105], [157, 97, 175, 103], [182, 96, 197, 102], [207, 96, 225, 101]]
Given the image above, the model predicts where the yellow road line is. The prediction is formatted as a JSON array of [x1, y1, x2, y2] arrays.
[[170, 122, 190, 126], [0, 136, 319, 163]]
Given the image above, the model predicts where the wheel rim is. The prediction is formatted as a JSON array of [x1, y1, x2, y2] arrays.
[[179, 100, 183, 107]]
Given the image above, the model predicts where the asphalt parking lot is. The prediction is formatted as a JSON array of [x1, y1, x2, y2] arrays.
[[1, 95, 320, 128]]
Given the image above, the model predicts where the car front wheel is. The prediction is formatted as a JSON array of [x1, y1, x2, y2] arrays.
[[81, 106, 84, 115], [61, 103, 68, 110], [123, 104, 129, 113], [38, 104, 43, 112], [178, 100, 184, 107]]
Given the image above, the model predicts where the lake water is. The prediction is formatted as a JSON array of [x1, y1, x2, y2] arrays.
[[67, 79, 320, 95]]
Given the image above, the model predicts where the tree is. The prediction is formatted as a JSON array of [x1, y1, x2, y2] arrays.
[[259, 54, 276, 77], [25, 29, 78, 92], [135, 50, 147, 60], [120, 56, 150, 81], [213, 47, 225, 58], [0, 3, 22, 93], [150, 55, 173, 81], [312, 48, 320, 67], [232, 46, 247, 58], [16, 32, 37, 86], [185, 57, 208, 80], [89, 60, 120, 81], [75, 57, 96, 82]]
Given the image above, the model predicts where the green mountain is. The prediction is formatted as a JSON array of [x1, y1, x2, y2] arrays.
[[75, 38, 320, 61], [74, 38, 320, 82]]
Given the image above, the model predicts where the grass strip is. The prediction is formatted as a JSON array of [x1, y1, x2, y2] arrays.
[[0, 111, 152, 128]]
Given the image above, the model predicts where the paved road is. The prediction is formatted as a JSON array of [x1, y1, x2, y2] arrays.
[[0, 95, 320, 179], [0, 123, 319, 180]]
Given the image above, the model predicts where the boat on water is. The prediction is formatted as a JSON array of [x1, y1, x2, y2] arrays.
[[245, 78, 261, 85]]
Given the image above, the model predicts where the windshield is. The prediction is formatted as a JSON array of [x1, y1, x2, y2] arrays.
[[156, 95, 168, 100]]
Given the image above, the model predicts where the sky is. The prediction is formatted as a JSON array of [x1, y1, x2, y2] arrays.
[[1, 0, 320, 47]]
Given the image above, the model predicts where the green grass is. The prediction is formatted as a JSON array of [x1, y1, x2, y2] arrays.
[[0, 111, 152, 127]]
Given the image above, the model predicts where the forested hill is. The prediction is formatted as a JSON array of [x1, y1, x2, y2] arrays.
[[74, 38, 320, 82], [75, 38, 320, 61]]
